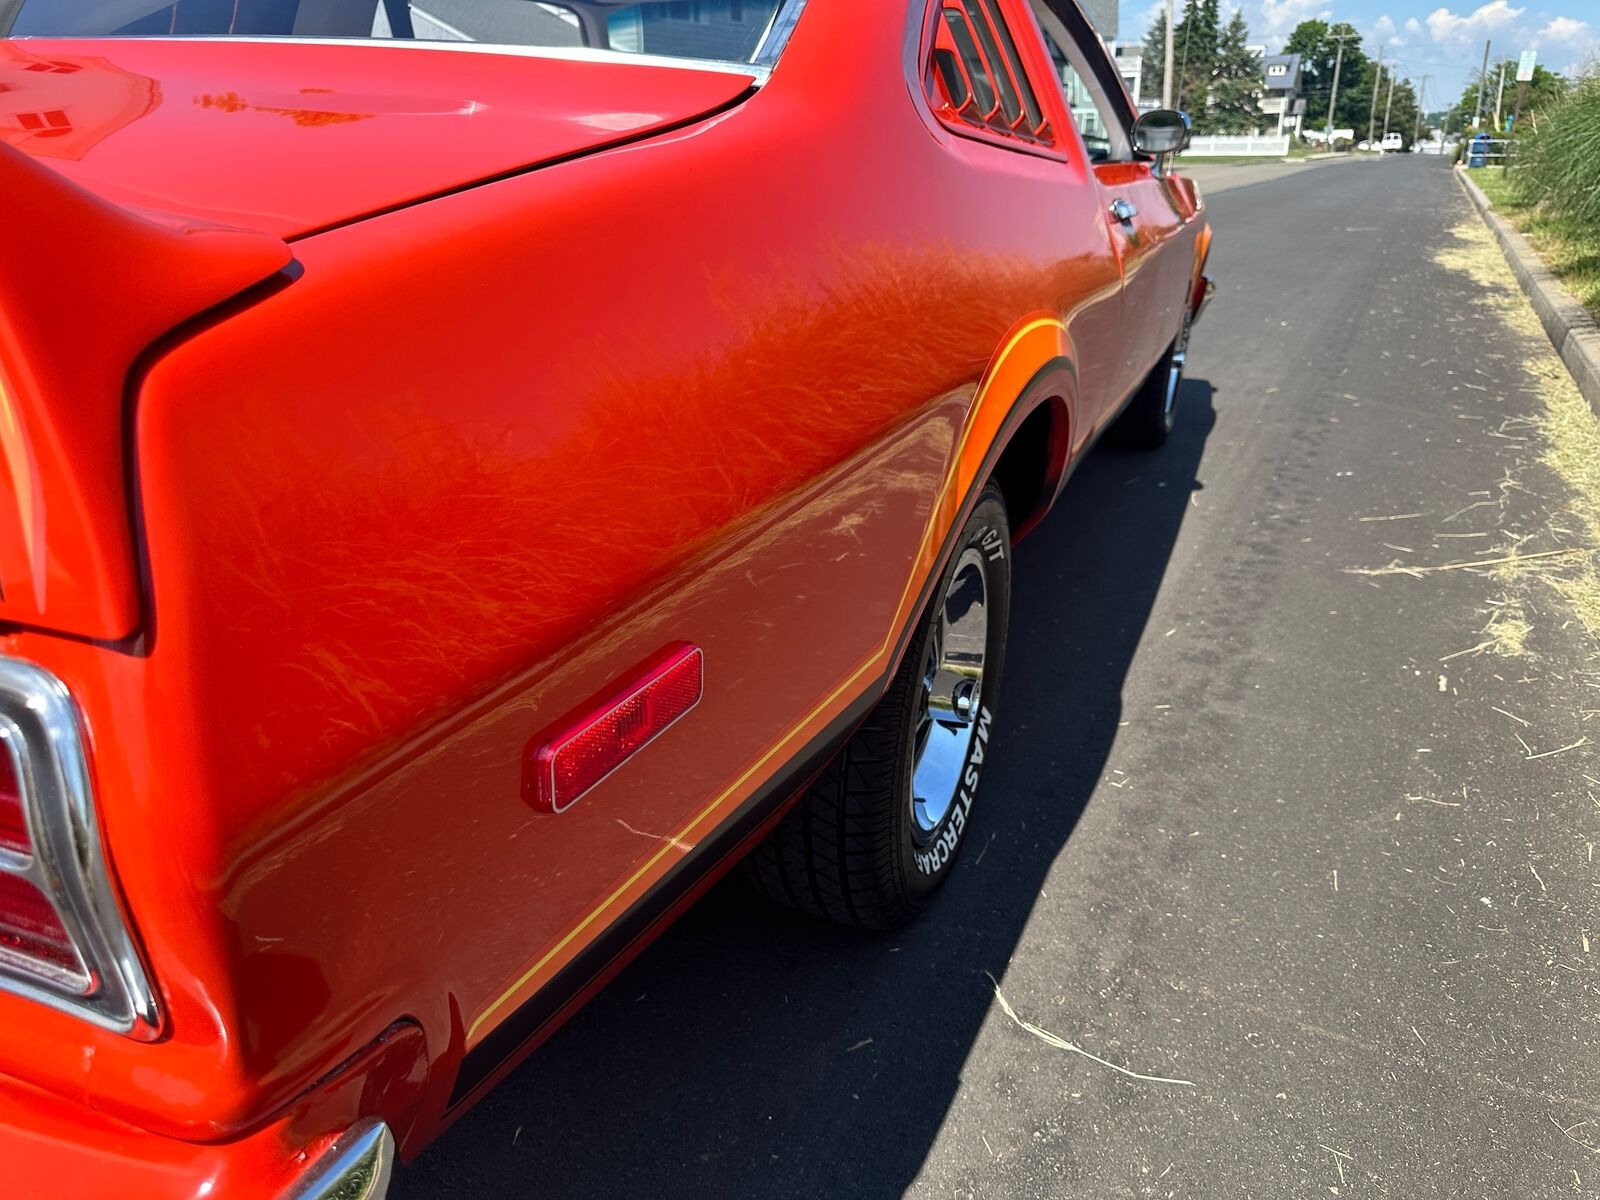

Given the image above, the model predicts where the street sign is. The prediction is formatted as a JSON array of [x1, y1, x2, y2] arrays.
[[1516, 49, 1537, 82]]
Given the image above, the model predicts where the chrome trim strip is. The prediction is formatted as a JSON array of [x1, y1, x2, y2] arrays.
[[35, 36, 774, 82], [752, 0, 807, 68], [0, 659, 161, 1039], [285, 1121, 396, 1200]]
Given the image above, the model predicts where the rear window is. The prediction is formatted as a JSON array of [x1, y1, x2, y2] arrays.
[[4, 0, 799, 64], [926, 0, 1054, 150]]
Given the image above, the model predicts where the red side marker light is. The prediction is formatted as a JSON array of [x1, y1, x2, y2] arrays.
[[525, 644, 704, 814]]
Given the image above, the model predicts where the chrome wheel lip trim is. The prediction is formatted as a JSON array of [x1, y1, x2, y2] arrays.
[[910, 546, 989, 844], [1163, 310, 1192, 422]]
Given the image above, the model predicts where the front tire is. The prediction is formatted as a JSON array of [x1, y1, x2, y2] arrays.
[[743, 483, 1012, 929]]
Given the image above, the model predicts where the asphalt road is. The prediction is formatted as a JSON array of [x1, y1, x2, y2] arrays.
[[1177, 151, 1374, 196], [396, 155, 1600, 1198]]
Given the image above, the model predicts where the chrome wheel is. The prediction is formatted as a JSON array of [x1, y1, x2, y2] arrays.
[[911, 547, 990, 842]]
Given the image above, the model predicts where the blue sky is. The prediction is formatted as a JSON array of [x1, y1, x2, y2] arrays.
[[1120, 0, 1598, 106]]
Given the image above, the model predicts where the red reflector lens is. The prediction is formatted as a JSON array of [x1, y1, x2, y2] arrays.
[[0, 737, 27, 855], [0, 871, 86, 989], [526, 644, 704, 814]]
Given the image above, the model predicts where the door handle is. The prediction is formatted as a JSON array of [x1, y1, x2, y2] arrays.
[[1108, 198, 1138, 223]]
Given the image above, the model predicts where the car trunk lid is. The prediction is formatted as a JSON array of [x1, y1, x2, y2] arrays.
[[0, 38, 758, 240], [0, 37, 755, 639]]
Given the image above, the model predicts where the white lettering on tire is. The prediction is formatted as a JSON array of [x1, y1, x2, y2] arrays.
[[978, 526, 1007, 563]]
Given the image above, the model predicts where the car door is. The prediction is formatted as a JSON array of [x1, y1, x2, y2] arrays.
[[1023, 0, 1190, 426], [922, 0, 1127, 443]]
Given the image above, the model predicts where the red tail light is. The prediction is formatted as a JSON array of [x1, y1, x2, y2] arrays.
[[0, 736, 26, 854], [0, 730, 90, 990], [0, 872, 85, 986], [0, 660, 159, 1037], [526, 644, 704, 814]]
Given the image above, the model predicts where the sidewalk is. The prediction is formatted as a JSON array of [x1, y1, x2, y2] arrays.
[[1456, 165, 1600, 418]]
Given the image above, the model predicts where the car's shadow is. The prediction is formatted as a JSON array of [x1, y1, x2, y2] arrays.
[[396, 379, 1217, 1199]]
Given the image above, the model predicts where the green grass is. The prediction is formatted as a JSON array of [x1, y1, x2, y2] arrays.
[[1475, 169, 1600, 320], [1173, 139, 1329, 165]]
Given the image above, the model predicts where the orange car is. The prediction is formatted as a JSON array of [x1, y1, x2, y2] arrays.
[[0, 1, 1211, 1194]]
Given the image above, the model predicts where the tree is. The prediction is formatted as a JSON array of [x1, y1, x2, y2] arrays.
[[1207, 9, 1263, 133], [1140, 11, 1167, 105], [1453, 59, 1567, 131], [1171, 0, 1221, 117], [1283, 19, 1372, 135], [1383, 76, 1421, 148]]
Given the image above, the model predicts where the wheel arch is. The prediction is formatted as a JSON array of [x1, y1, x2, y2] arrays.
[[991, 389, 1072, 542]]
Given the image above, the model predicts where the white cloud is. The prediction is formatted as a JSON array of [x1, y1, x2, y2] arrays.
[[1368, 13, 1411, 46], [1536, 16, 1591, 45], [1132, 0, 1165, 38], [1424, 1, 1525, 44], [1404, 16, 1424, 35], [1258, 0, 1329, 38]]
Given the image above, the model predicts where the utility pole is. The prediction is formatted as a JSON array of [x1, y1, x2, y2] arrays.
[[1325, 30, 1358, 150], [1506, 49, 1535, 173], [1474, 39, 1491, 127], [1176, 5, 1195, 111], [1382, 70, 1396, 138], [1413, 74, 1430, 146], [1162, 0, 1175, 108], [1493, 61, 1507, 130], [1366, 46, 1384, 148]]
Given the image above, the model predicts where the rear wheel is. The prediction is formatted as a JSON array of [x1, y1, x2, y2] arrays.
[[1114, 306, 1192, 450], [743, 484, 1012, 928]]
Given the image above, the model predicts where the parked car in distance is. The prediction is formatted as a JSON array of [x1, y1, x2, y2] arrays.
[[1381, 131, 1404, 152], [0, 0, 1211, 1195]]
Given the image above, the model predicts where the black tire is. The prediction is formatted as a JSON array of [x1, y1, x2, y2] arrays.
[[743, 483, 1011, 929], [1113, 308, 1192, 450]]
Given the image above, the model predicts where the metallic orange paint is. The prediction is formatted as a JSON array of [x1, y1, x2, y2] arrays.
[[0, 0, 1208, 1187], [1, 40, 758, 239], [5, 1020, 427, 1200], [0, 142, 289, 640]]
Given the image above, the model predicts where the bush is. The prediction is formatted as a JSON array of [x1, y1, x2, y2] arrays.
[[1511, 72, 1600, 228]]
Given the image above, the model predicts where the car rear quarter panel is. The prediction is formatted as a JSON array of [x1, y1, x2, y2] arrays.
[[0, 1, 1133, 1144]]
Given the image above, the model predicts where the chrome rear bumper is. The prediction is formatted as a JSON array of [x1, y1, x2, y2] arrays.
[[285, 1121, 394, 1200]]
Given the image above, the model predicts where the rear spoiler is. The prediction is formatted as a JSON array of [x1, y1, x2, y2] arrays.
[[0, 144, 291, 640]]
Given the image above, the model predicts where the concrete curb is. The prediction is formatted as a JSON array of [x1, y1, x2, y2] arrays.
[[1454, 165, 1600, 419]]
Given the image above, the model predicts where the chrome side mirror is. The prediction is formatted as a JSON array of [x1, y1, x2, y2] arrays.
[[1131, 109, 1191, 174]]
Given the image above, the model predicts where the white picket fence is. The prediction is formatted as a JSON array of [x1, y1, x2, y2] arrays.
[[1183, 134, 1291, 157]]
